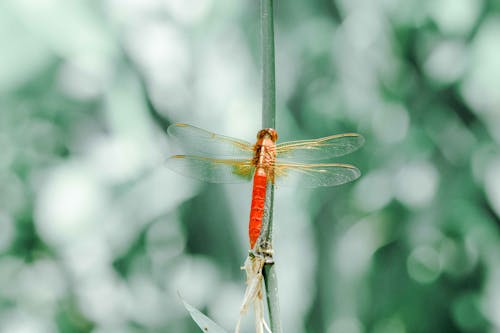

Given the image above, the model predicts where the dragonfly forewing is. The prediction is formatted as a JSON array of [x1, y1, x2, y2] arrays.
[[275, 133, 364, 161], [168, 123, 254, 158]]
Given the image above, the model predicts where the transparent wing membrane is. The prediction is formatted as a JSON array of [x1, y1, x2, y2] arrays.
[[166, 155, 255, 183], [166, 123, 363, 188], [274, 162, 361, 187], [275, 133, 364, 161], [168, 123, 254, 158]]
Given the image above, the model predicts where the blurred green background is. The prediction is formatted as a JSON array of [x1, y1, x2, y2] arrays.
[[1, 0, 500, 332]]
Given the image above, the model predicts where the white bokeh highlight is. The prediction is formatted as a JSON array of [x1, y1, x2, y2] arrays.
[[394, 161, 439, 209]]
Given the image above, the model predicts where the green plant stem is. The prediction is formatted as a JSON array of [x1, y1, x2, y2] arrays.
[[263, 261, 280, 332], [261, 0, 276, 130], [259, 0, 281, 332]]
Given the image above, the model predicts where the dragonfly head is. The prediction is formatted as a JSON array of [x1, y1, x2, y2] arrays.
[[257, 128, 278, 142]]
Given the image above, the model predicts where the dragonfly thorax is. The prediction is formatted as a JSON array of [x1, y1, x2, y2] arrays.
[[253, 138, 276, 176]]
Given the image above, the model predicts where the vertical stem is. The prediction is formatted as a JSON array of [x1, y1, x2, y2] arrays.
[[263, 262, 280, 332], [258, 183, 274, 250], [259, 0, 281, 332], [261, 0, 276, 129]]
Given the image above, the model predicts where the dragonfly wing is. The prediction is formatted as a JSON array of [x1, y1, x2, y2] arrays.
[[275, 133, 364, 161], [168, 123, 254, 158], [166, 155, 255, 183], [274, 162, 361, 188]]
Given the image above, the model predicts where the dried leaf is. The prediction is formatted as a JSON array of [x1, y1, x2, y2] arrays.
[[180, 295, 229, 333]]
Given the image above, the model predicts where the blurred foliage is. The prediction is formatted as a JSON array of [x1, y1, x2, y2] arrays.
[[1, 0, 500, 333]]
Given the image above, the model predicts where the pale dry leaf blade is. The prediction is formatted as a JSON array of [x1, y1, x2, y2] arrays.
[[180, 295, 229, 333]]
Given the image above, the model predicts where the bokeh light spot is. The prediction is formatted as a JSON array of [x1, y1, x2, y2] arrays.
[[395, 162, 439, 209], [328, 317, 363, 333], [164, 0, 213, 25], [372, 316, 406, 333], [484, 157, 500, 219], [407, 246, 441, 284], [451, 292, 486, 331], [35, 164, 106, 247], [372, 103, 410, 144], [354, 170, 393, 212], [429, 0, 481, 35], [424, 40, 468, 83], [0, 213, 15, 253]]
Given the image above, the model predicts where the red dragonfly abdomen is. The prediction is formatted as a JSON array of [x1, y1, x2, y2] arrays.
[[248, 168, 267, 248]]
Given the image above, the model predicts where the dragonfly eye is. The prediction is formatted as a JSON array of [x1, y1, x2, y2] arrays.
[[257, 128, 278, 142]]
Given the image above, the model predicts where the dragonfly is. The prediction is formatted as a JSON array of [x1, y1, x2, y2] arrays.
[[166, 123, 364, 249]]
